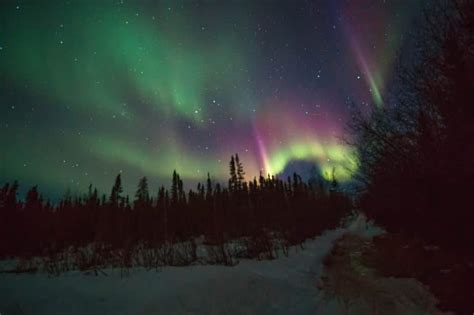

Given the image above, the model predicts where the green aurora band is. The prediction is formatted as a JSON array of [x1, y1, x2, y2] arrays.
[[0, 1, 417, 195]]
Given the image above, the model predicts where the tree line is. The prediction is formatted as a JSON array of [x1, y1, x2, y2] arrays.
[[0, 154, 352, 272], [351, 0, 474, 258]]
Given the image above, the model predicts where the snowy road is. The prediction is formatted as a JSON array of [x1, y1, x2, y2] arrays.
[[0, 219, 373, 315]]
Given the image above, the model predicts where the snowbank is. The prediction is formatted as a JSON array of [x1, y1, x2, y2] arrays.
[[0, 216, 395, 315], [0, 227, 350, 315]]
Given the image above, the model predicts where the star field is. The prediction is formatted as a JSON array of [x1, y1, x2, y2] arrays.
[[0, 0, 421, 197]]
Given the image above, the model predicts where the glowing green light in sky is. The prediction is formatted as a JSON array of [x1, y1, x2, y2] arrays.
[[264, 140, 358, 182]]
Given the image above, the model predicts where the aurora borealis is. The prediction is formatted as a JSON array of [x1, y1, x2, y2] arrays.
[[0, 1, 421, 196]]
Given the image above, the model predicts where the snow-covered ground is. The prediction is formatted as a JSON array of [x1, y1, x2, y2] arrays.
[[0, 218, 386, 315]]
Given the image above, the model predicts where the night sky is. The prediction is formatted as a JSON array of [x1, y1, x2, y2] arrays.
[[0, 0, 421, 197]]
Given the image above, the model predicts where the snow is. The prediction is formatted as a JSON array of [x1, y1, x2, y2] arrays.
[[0, 217, 385, 315]]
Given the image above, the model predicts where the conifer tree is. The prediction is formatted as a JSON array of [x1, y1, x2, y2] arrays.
[[235, 154, 245, 189], [135, 177, 150, 207], [110, 174, 123, 206], [206, 173, 213, 200], [171, 170, 179, 206], [229, 155, 237, 191]]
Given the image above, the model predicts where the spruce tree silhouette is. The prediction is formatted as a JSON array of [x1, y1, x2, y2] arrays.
[[110, 174, 123, 206], [235, 153, 245, 190]]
